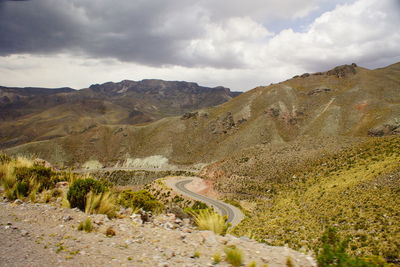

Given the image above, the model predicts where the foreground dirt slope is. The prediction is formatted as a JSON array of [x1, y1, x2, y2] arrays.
[[6, 62, 400, 167], [0, 200, 316, 267]]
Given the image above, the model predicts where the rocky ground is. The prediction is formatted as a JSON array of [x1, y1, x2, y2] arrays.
[[0, 198, 316, 267]]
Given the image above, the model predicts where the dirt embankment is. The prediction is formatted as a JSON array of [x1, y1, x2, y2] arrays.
[[0, 199, 316, 267]]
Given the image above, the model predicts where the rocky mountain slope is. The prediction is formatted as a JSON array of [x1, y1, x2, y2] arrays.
[[0, 80, 239, 149], [0, 196, 316, 267], [5, 62, 399, 167]]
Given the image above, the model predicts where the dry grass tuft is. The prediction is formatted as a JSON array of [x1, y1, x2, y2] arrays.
[[192, 209, 229, 235], [85, 191, 117, 219], [224, 245, 243, 266]]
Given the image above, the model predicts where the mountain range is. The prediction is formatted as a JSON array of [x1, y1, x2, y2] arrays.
[[0, 80, 240, 150], [3, 62, 399, 167]]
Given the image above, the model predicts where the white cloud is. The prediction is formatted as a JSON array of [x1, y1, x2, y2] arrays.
[[0, 0, 399, 91]]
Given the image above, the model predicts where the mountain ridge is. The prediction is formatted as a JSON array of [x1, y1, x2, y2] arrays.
[[4, 62, 399, 168], [0, 79, 240, 149]]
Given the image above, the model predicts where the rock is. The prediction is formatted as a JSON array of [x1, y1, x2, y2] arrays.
[[181, 112, 198, 120], [180, 233, 187, 240], [130, 214, 143, 224], [326, 64, 357, 78], [164, 222, 175, 230], [62, 215, 73, 222], [199, 231, 218, 247], [157, 262, 169, 267], [14, 199, 23, 205], [119, 207, 133, 216], [368, 124, 400, 137], [33, 158, 53, 169], [106, 227, 116, 237], [182, 227, 192, 233], [307, 88, 331, 96], [92, 214, 108, 225], [261, 257, 270, 263], [56, 182, 69, 188], [167, 206, 190, 220], [300, 73, 310, 78], [20, 230, 29, 236]]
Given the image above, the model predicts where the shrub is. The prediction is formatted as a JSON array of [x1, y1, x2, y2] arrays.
[[85, 191, 116, 218], [212, 252, 222, 264], [192, 251, 201, 258], [315, 227, 388, 267], [247, 261, 257, 267], [78, 218, 93, 232], [67, 178, 107, 211], [15, 181, 29, 198], [192, 209, 229, 235], [118, 189, 164, 213], [192, 200, 209, 210], [14, 166, 53, 191], [105, 227, 116, 237], [0, 153, 11, 164], [224, 246, 243, 266], [286, 257, 294, 267]]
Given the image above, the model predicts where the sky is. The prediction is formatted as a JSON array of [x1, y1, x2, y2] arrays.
[[0, 0, 399, 91]]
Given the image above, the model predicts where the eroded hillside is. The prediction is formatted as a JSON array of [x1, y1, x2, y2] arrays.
[[0, 80, 239, 149], [6, 63, 399, 168]]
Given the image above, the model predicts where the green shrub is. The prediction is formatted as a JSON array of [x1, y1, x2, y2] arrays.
[[212, 252, 222, 264], [192, 251, 201, 258], [14, 166, 53, 191], [286, 257, 294, 267], [67, 178, 107, 211], [118, 189, 164, 213], [192, 200, 209, 210], [0, 153, 11, 164], [15, 181, 29, 198], [315, 227, 390, 267], [224, 245, 243, 266]]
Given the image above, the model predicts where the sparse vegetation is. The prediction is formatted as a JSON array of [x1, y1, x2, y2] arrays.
[[67, 178, 107, 211], [315, 227, 394, 266], [286, 257, 294, 267], [117, 189, 164, 213], [211, 136, 400, 261], [85, 191, 117, 218], [192, 251, 201, 258], [105, 226, 116, 237], [212, 252, 222, 264], [78, 218, 93, 232], [192, 209, 229, 235], [224, 245, 243, 266]]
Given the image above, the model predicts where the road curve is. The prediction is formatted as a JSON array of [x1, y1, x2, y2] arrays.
[[168, 177, 244, 227]]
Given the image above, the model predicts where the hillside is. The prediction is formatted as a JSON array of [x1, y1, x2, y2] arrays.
[[0, 80, 239, 149], [5, 62, 399, 167]]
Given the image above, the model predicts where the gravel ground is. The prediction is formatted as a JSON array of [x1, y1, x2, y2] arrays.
[[0, 199, 316, 267]]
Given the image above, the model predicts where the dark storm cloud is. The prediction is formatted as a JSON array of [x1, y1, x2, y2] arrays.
[[0, 0, 245, 67]]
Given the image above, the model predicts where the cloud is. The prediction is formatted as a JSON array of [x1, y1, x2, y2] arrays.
[[263, 0, 400, 71], [0, 0, 399, 91], [0, 0, 319, 68]]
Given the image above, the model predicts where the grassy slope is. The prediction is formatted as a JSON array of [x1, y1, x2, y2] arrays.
[[206, 136, 400, 259], [6, 63, 400, 168]]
